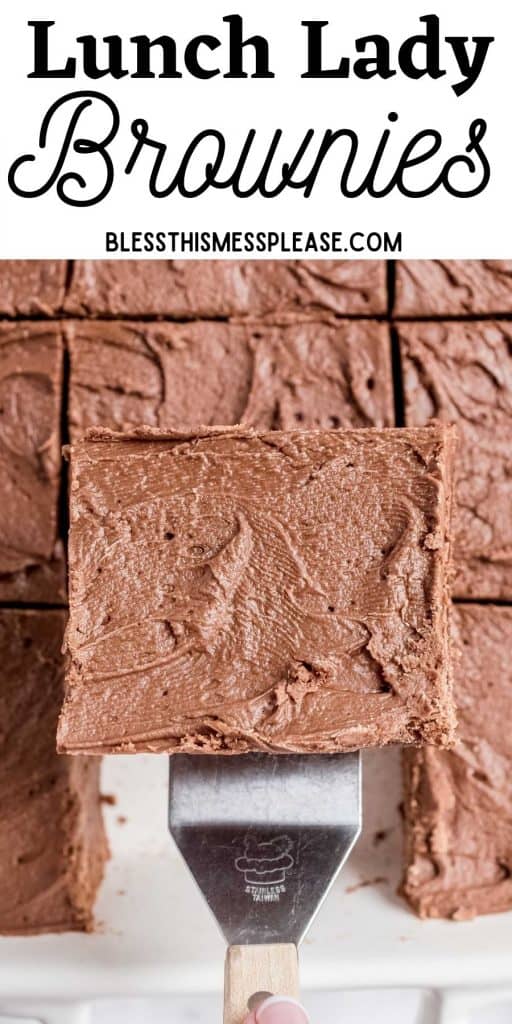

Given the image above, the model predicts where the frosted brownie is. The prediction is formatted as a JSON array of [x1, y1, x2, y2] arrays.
[[0, 610, 107, 934], [0, 323, 66, 602], [58, 425, 455, 756], [66, 319, 393, 438], [395, 261, 512, 316], [403, 604, 512, 921], [399, 322, 512, 598], [64, 260, 386, 317], [0, 261, 67, 317]]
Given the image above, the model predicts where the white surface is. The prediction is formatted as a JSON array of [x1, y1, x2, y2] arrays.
[[86, 991, 512, 1024], [4, 990, 512, 1024], [0, 750, 511, 1001], [0, 991, 438, 1024], [1, 0, 510, 258]]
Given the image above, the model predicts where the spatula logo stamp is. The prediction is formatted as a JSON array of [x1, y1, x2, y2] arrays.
[[235, 835, 295, 903]]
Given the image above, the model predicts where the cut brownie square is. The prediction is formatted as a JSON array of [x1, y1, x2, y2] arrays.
[[58, 425, 455, 756], [64, 260, 386, 317], [399, 322, 512, 598], [0, 610, 107, 934], [394, 261, 512, 317], [402, 604, 512, 921], [0, 261, 67, 317], [66, 319, 393, 439], [0, 323, 66, 602]]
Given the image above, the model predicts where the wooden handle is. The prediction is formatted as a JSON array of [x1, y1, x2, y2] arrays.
[[223, 943, 299, 1024]]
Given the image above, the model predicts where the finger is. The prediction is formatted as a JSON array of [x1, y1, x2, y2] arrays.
[[255, 995, 310, 1023]]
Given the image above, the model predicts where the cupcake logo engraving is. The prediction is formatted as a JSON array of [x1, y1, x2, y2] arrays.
[[235, 835, 295, 903]]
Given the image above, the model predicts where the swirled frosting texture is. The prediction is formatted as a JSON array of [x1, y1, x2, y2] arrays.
[[59, 425, 455, 756], [400, 322, 512, 598], [0, 610, 107, 934], [0, 323, 66, 602], [66, 318, 393, 439], [403, 604, 512, 921], [64, 260, 386, 317], [395, 261, 512, 316], [0, 261, 67, 316]]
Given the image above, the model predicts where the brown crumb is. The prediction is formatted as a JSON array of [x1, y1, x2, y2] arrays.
[[451, 907, 476, 922], [345, 875, 388, 894], [101, 793, 117, 806], [117, 815, 127, 825], [373, 829, 389, 846]]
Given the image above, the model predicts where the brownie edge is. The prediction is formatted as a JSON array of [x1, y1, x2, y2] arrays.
[[402, 605, 512, 921], [399, 321, 512, 599], [0, 323, 66, 603], [0, 610, 107, 934]]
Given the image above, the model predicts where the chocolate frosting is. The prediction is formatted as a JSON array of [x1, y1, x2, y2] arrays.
[[0, 261, 67, 317], [403, 604, 512, 921], [0, 324, 66, 602], [64, 260, 386, 317], [0, 610, 107, 934], [67, 319, 393, 439], [400, 322, 512, 599], [58, 425, 455, 756], [395, 261, 512, 316]]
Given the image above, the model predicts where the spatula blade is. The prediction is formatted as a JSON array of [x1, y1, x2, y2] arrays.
[[169, 752, 361, 946]]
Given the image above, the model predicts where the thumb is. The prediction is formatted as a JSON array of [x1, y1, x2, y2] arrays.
[[253, 995, 310, 1023]]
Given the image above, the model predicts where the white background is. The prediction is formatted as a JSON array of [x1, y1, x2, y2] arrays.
[[0, 0, 509, 258]]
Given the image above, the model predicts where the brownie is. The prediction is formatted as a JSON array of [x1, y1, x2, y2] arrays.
[[394, 261, 512, 317], [403, 604, 512, 921], [58, 425, 455, 756], [66, 319, 393, 439], [399, 322, 512, 598], [64, 260, 386, 317], [0, 261, 67, 317], [0, 323, 66, 602], [0, 610, 107, 934]]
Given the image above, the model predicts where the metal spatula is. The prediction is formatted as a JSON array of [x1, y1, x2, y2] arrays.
[[169, 752, 361, 1024]]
